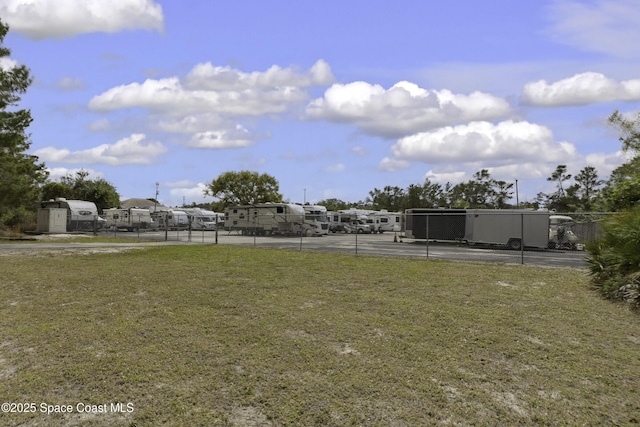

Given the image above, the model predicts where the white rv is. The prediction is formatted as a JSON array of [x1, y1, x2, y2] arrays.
[[225, 203, 306, 235], [152, 209, 189, 230], [104, 207, 152, 231], [37, 198, 101, 232], [182, 208, 219, 230], [327, 210, 372, 234], [303, 205, 329, 236]]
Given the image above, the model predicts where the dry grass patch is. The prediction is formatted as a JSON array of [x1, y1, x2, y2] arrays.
[[0, 245, 638, 426]]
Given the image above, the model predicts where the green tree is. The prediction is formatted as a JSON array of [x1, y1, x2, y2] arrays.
[[447, 169, 513, 209], [368, 185, 406, 211], [572, 166, 603, 211], [0, 19, 48, 230], [601, 110, 640, 211], [546, 165, 573, 211], [609, 109, 640, 153], [601, 157, 640, 211], [316, 198, 350, 211], [403, 180, 445, 209], [204, 171, 282, 207], [42, 170, 120, 213]]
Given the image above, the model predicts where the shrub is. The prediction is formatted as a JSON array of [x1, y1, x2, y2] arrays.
[[0, 207, 37, 236], [586, 206, 640, 309]]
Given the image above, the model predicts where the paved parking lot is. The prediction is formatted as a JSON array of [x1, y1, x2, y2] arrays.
[[97, 229, 589, 269]]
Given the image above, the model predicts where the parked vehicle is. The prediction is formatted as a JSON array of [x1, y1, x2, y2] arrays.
[[548, 215, 580, 250], [303, 205, 329, 236], [327, 210, 372, 234], [36, 198, 102, 232], [104, 207, 152, 231], [369, 210, 402, 234], [224, 203, 306, 235], [152, 209, 189, 230], [182, 208, 219, 230], [405, 208, 550, 250]]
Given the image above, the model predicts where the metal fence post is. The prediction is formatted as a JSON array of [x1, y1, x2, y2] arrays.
[[355, 225, 358, 255], [425, 213, 429, 259], [520, 212, 524, 265]]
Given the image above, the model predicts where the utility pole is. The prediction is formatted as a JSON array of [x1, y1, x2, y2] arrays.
[[154, 182, 159, 211], [515, 179, 519, 209]]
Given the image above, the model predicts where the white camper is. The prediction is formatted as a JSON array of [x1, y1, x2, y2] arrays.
[[36, 198, 101, 232], [225, 203, 306, 235], [152, 209, 189, 230], [369, 210, 402, 234], [104, 207, 152, 231]]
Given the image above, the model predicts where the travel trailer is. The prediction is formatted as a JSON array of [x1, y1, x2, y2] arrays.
[[36, 198, 101, 232], [405, 208, 550, 250], [103, 207, 152, 231], [368, 210, 402, 234], [224, 203, 306, 235], [152, 209, 189, 230]]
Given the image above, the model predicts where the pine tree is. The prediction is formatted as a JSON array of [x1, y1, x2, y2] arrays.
[[0, 19, 48, 230]]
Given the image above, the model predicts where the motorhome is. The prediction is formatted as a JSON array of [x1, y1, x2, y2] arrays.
[[405, 208, 550, 250], [327, 210, 372, 234], [182, 208, 219, 230], [303, 205, 329, 236], [104, 207, 152, 231], [225, 203, 306, 235]]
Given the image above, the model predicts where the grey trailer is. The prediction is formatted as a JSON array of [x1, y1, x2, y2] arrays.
[[464, 209, 550, 250]]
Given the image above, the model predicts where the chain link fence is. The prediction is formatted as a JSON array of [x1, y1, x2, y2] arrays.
[[85, 210, 617, 267]]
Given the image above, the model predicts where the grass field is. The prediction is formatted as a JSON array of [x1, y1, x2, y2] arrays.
[[1, 245, 638, 426]]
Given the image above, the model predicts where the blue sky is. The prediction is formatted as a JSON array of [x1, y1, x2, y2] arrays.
[[2, 0, 639, 207]]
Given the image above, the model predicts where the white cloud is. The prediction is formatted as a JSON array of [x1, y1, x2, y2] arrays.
[[351, 146, 368, 156], [545, 0, 640, 58], [89, 77, 308, 116], [306, 81, 511, 138], [424, 170, 467, 185], [378, 157, 411, 172], [389, 120, 578, 166], [186, 126, 253, 149], [1, 0, 164, 40], [56, 77, 84, 91], [34, 133, 166, 165], [162, 181, 214, 207], [0, 57, 18, 70], [584, 150, 631, 177], [184, 59, 334, 91], [522, 72, 640, 106], [325, 163, 346, 173]]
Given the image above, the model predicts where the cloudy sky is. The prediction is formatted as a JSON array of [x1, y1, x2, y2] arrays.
[[2, 0, 639, 207]]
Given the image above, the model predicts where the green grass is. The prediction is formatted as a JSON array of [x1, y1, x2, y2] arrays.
[[0, 245, 638, 426]]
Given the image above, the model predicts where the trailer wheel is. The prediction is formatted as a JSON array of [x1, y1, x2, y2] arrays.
[[507, 238, 522, 250]]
